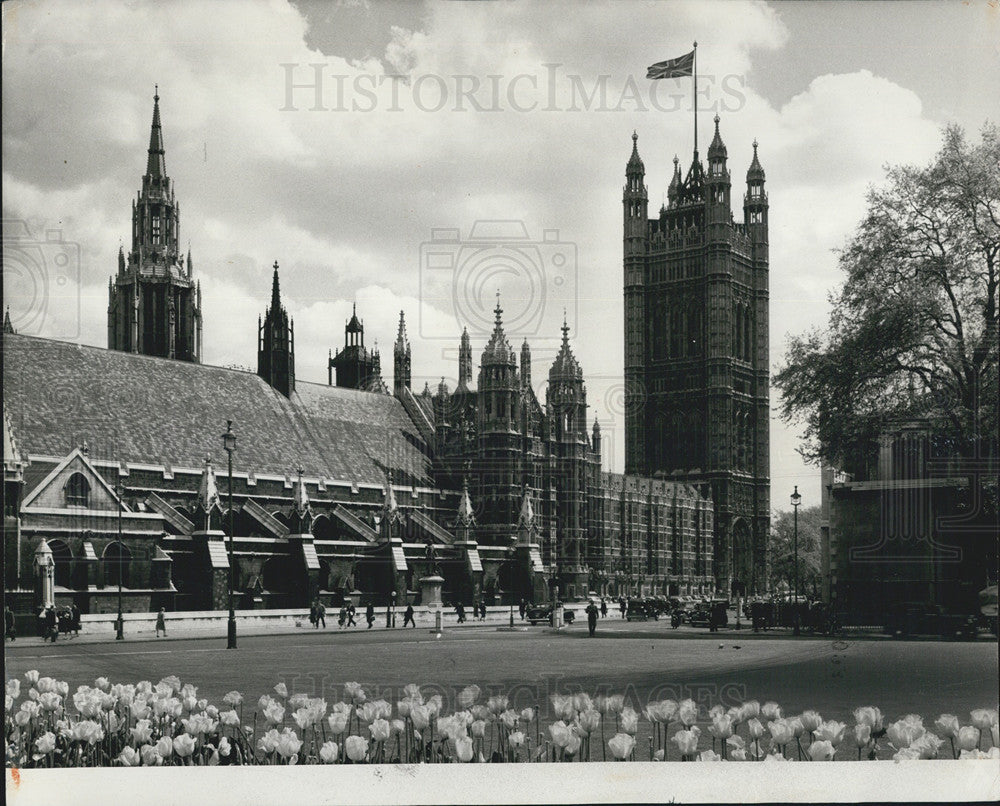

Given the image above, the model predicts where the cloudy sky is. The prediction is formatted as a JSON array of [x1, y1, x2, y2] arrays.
[[4, 0, 998, 513]]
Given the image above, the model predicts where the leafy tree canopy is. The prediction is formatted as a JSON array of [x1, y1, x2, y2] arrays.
[[775, 123, 999, 477]]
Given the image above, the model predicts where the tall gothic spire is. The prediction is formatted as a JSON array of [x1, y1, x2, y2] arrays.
[[270, 260, 282, 312], [458, 326, 473, 390], [146, 86, 166, 179]]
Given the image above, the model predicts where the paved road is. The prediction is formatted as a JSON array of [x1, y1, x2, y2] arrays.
[[6, 617, 996, 727]]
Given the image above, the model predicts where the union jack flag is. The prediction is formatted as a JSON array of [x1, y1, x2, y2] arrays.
[[646, 50, 695, 80]]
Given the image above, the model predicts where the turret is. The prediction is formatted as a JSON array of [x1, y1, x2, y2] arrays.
[[623, 131, 648, 257], [706, 115, 731, 230], [592, 416, 602, 456], [744, 139, 768, 233], [257, 260, 295, 397], [393, 310, 411, 396], [458, 326, 473, 391], [520, 339, 532, 390]]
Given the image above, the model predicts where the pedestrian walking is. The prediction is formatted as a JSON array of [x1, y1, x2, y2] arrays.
[[346, 604, 357, 627], [4, 605, 16, 642], [619, 597, 627, 619], [71, 603, 81, 637], [600, 598, 608, 618], [309, 601, 317, 628], [365, 602, 375, 629], [518, 599, 527, 620], [403, 604, 416, 628], [586, 601, 599, 637], [455, 602, 466, 623], [155, 607, 167, 638], [44, 605, 58, 642], [338, 606, 347, 629], [480, 601, 487, 621], [59, 606, 72, 637], [317, 601, 327, 629]]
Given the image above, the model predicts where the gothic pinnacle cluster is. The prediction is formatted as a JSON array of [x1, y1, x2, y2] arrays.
[[108, 88, 202, 362]]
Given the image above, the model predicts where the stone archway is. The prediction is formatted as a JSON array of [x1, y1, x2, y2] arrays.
[[731, 519, 753, 598]]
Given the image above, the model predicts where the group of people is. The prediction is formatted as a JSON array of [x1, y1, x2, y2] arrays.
[[34, 603, 82, 642], [453, 601, 488, 623], [310, 600, 382, 630]]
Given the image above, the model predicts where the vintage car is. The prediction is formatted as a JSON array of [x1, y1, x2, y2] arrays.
[[525, 603, 574, 626], [885, 602, 978, 640], [688, 600, 729, 629]]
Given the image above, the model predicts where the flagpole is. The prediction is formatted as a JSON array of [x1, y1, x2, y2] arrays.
[[693, 41, 698, 157]]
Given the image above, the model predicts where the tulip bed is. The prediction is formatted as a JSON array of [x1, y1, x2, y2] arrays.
[[5, 671, 998, 767]]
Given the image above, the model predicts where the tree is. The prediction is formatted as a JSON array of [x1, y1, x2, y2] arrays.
[[768, 506, 822, 596], [775, 123, 999, 478]]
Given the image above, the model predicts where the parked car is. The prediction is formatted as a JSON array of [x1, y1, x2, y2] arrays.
[[885, 602, 977, 640], [626, 599, 656, 621], [688, 600, 728, 629], [526, 603, 574, 625]]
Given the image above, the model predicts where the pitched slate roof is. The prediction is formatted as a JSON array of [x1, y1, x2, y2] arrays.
[[3, 334, 432, 488]]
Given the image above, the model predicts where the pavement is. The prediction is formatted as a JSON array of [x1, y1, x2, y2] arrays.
[[8, 608, 995, 648]]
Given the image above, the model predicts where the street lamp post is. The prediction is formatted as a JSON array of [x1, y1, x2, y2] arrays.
[[791, 485, 801, 636], [222, 421, 238, 649], [508, 543, 516, 628], [115, 479, 124, 641]]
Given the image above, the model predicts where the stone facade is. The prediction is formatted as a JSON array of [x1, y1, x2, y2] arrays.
[[623, 122, 770, 596]]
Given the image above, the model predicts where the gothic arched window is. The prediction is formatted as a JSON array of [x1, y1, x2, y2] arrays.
[[65, 473, 91, 508]]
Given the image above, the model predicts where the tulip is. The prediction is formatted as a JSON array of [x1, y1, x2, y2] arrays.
[[258, 729, 280, 754], [131, 719, 153, 745], [327, 712, 349, 735], [678, 699, 698, 727], [799, 711, 822, 735], [223, 690, 243, 707], [741, 700, 761, 721], [564, 733, 582, 757], [173, 734, 197, 758], [730, 747, 748, 761], [7, 679, 21, 699], [345, 735, 369, 762], [853, 724, 871, 749], [410, 704, 431, 731], [747, 718, 765, 740], [815, 720, 847, 746], [608, 733, 635, 760], [808, 740, 835, 761], [578, 710, 601, 736], [935, 714, 960, 739], [573, 693, 593, 713], [457, 685, 480, 709], [275, 728, 303, 760], [893, 747, 921, 761], [768, 720, 793, 746], [220, 710, 240, 727], [788, 717, 805, 739], [509, 731, 525, 748], [130, 701, 151, 721], [957, 725, 979, 752], [34, 732, 56, 755], [671, 729, 699, 757], [140, 744, 161, 766], [471, 719, 486, 738], [343, 682, 366, 704], [402, 683, 422, 701], [159, 676, 182, 694], [426, 694, 443, 717], [24, 670, 40, 685], [653, 748, 665, 761], [887, 719, 924, 750], [620, 707, 639, 735], [708, 704, 725, 720], [218, 737, 231, 758], [499, 709, 518, 730], [697, 749, 721, 762], [910, 732, 945, 759], [488, 694, 509, 714], [117, 746, 141, 767], [273, 682, 288, 699], [263, 702, 285, 726], [709, 715, 733, 741], [520, 707, 535, 724], [761, 701, 781, 720], [454, 734, 474, 762], [155, 736, 173, 758], [391, 719, 405, 735], [319, 741, 339, 763], [71, 720, 105, 745], [606, 695, 625, 715], [549, 721, 572, 748], [370, 719, 391, 742], [358, 702, 379, 723]]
